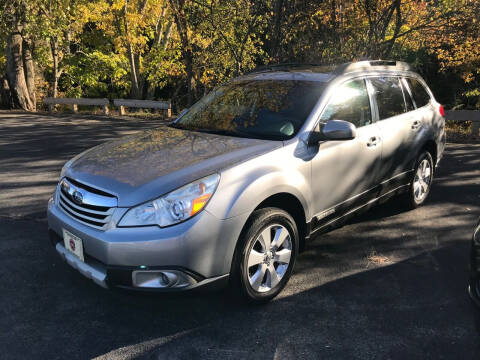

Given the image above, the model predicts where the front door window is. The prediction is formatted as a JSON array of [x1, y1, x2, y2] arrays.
[[320, 79, 372, 128]]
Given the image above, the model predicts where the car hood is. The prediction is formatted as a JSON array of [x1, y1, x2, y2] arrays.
[[64, 125, 280, 206]]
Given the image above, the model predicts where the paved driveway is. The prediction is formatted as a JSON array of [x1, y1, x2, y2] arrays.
[[1, 111, 479, 359]]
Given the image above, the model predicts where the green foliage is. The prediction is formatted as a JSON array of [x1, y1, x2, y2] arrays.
[[145, 46, 184, 89], [0, 0, 478, 109], [61, 51, 130, 98]]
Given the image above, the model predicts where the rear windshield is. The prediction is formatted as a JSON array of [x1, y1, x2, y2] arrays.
[[171, 80, 325, 140]]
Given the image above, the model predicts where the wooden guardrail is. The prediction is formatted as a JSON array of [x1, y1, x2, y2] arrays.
[[44, 97, 110, 115], [113, 99, 171, 117], [445, 110, 480, 139]]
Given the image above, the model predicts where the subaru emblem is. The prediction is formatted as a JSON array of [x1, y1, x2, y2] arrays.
[[72, 191, 84, 205]]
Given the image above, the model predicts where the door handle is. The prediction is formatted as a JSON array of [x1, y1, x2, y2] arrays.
[[367, 136, 380, 147], [412, 120, 422, 129]]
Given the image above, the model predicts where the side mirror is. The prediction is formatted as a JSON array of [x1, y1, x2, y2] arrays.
[[309, 120, 357, 144]]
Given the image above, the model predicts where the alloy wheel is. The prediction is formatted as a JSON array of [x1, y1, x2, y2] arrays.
[[413, 159, 432, 202], [246, 224, 292, 293]]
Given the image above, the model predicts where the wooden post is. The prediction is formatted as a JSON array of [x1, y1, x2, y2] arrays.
[[119, 105, 126, 116], [103, 105, 109, 115], [73, 104, 78, 113], [48, 104, 54, 113], [167, 106, 172, 118]]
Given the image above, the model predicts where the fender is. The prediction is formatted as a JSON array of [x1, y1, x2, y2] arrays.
[[206, 145, 312, 222]]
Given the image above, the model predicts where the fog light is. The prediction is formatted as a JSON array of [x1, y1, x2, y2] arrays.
[[132, 269, 196, 289], [159, 272, 170, 286]]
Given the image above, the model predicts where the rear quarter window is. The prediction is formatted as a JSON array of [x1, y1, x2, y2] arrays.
[[406, 78, 431, 108], [370, 77, 406, 120]]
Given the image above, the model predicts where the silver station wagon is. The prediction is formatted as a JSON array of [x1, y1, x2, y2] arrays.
[[48, 60, 446, 302]]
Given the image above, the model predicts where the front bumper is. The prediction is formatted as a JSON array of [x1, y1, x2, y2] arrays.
[[55, 241, 108, 288], [53, 236, 228, 291], [48, 198, 249, 290]]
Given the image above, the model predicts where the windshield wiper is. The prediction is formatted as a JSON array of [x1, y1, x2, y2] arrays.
[[192, 128, 244, 137], [169, 124, 274, 140]]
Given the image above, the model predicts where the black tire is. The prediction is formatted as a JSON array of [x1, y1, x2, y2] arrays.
[[404, 151, 434, 208], [229, 207, 299, 303]]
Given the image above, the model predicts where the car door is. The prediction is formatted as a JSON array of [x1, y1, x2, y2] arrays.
[[367, 76, 416, 194], [310, 78, 383, 224], [403, 77, 438, 162]]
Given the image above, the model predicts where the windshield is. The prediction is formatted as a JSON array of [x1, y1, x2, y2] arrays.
[[171, 80, 325, 140]]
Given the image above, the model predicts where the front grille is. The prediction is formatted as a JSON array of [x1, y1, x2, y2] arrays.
[[58, 178, 117, 230]]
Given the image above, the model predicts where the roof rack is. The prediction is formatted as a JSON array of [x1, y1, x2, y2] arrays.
[[243, 60, 413, 77], [333, 60, 413, 75], [245, 63, 334, 75]]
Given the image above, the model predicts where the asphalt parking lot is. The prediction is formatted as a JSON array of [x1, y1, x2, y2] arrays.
[[1, 110, 479, 359]]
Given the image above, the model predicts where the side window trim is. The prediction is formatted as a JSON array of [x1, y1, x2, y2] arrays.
[[401, 77, 417, 109], [396, 76, 410, 114], [365, 78, 379, 123], [315, 77, 373, 129]]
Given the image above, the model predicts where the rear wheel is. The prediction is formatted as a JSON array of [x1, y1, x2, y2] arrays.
[[405, 151, 434, 208], [230, 207, 299, 303]]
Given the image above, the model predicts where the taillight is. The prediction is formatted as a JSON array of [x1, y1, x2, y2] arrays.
[[439, 104, 445, 117]]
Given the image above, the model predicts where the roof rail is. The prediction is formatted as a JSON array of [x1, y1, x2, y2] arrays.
[[244, 63, 334, 75], [333, 60, 413, 74]]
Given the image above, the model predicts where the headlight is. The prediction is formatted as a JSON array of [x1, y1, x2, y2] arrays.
[[118, 174, 220, 227]]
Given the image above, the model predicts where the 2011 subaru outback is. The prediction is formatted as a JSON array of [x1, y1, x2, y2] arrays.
[[48, 60, 446, 302]]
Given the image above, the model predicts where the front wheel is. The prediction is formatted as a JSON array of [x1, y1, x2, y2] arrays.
[[230, 208, 299, 303], [405, 151, 434, 208]]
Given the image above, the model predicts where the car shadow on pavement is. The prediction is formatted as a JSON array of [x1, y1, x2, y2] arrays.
[[141, 245, 480, 360], [1, 210, 479, 360], [50, 246, 480, 359]]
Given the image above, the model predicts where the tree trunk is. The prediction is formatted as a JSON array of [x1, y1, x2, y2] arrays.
[[23, 38, 36, 110], [270, 0, 284, 60], [124, 0, 141, 99], [0, 77, 13, 109], [50, 38, 60, 98], [169, 0, 193, 106], [383, 0, 403, 58], [160, 21, 174, 49], [5, 32, 35, 111], [184, 48, 193, 106], [127, 44, 141, 99]]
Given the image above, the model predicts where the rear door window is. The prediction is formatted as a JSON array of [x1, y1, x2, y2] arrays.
[[406, 78, 431, 108], [320, 79, 372, 127], [369, 77, 406, 120]]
